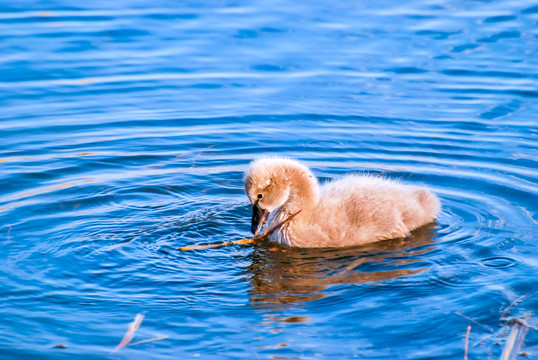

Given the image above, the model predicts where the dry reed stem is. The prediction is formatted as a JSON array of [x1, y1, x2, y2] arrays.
[[111, 313, 144, 354], [179, 210, 302, 251], [464, 325, 471, 360]]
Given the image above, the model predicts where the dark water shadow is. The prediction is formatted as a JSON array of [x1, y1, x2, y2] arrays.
[[247, 223, 438, 305]]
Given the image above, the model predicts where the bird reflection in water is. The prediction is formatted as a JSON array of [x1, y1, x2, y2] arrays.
[[247, 223, 437, 305]]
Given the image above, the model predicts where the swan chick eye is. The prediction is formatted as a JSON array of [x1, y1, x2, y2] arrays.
[[257, 193, 263, 199]]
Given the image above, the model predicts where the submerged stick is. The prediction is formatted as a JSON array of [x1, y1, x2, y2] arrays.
[[455, 311, 494, 333], [501, 291, 537, 319], [111, 313, 144, 354], [179, 210, 302, 251], [129, 335, 169, 347]]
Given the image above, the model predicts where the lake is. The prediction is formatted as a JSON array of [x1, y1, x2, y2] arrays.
[[0, 0, 537, 359]]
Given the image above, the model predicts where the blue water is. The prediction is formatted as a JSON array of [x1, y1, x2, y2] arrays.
[[1, 0, 537, 359]]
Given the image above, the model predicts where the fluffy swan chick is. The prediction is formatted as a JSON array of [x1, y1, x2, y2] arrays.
[[243, 157, 440, 248]]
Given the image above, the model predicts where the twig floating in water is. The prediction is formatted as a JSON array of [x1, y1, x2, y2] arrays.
[[464, 325, 471, 360], [111, 313, 144, 354], [500, 315, 531, 360], [179, 237, 255, 251], [179, 210, 302, 251]]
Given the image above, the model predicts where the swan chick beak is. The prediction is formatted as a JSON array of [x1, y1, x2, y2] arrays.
[[251, 203, 270, 235]]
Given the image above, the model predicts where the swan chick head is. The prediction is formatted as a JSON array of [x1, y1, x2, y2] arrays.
[[243, 158, 297, 235]]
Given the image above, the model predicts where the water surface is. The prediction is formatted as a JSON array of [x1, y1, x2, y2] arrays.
[[1, 0, 537, 359]]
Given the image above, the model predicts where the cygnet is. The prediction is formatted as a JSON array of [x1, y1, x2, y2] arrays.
[[243, 157, 440, 248]]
